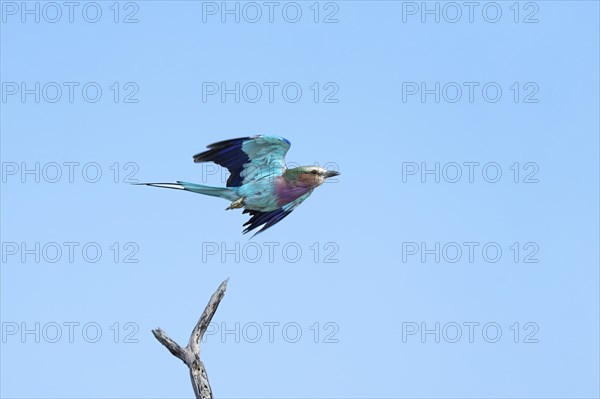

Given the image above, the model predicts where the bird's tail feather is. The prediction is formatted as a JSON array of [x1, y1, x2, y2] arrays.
[[137, 181, 239, 201]]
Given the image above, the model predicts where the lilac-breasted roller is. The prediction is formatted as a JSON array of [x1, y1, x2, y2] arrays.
[[141, 135, 340, 235]]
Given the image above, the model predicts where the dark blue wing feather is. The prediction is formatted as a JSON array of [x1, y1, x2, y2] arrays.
[[241, 190, 313, 236], [193, 137, 252, 187], [242, 208, 293, 236], [193, 135, 291, 187]]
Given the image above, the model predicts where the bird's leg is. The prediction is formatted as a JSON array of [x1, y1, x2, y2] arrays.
[[226, 197, 245, 210]]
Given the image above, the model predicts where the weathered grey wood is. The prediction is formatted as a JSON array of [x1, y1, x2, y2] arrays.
[[189, 279, 228, 354], [152, 278, 229, 399], [151, 328, 188, 364]]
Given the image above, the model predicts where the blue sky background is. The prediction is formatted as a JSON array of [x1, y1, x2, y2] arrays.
[[1, 1, 599, 398]]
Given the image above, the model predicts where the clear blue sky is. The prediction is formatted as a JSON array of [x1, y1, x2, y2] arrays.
[[1, 1, 599, 398]]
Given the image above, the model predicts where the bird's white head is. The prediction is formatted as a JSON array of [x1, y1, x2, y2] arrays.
[[285, 165, 340, 188]]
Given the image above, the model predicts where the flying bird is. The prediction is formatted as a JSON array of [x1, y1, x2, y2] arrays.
[[140, 135, 340, 235]]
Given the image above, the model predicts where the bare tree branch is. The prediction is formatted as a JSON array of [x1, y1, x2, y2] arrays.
[[189, 278, 229, 354], [152, 278, 229, 399], [151, 328, 187, 364]]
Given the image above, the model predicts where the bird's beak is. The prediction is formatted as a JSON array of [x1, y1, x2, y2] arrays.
[[324, 170, 340, 178]]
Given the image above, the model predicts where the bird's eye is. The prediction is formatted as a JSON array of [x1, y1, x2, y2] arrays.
[[310, 170, 318, 175]]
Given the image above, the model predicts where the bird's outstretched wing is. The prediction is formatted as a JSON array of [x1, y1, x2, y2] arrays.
[[193, 135, 291, 187], [242, 191, 313, 236]]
